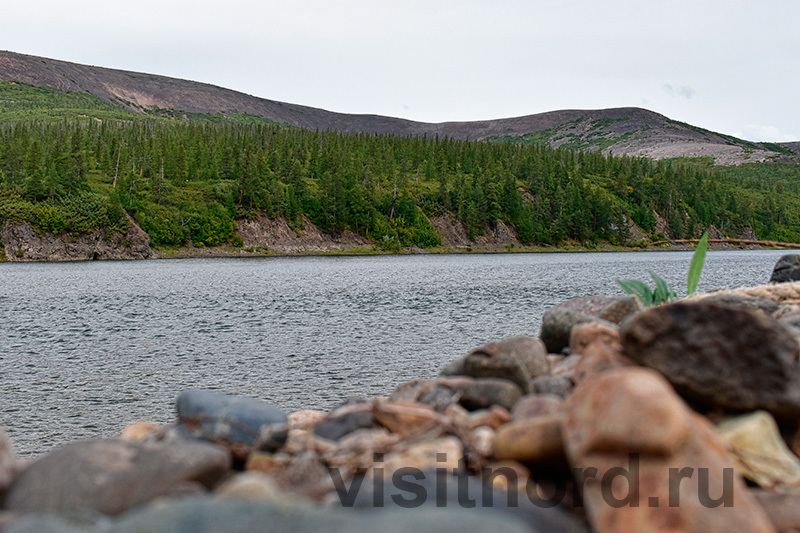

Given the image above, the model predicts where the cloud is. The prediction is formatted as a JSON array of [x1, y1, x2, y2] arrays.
[[662, 83, 695, 99], [735, 125, 799, 143]]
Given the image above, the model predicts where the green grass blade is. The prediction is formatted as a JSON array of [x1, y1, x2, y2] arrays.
[[617, 279, 654, 306], [687, 231, 709, 295], [649, 271, 675, 304]]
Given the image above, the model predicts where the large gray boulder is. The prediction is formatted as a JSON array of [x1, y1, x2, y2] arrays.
[[621, 301, 800, 418], [770, 254, 800, 283], [539, 295, 639, 355], [176, 389, 288, 453], [2, 439, 231, 516], [462, 337, 550, 392], [111, 497, 538, 533]]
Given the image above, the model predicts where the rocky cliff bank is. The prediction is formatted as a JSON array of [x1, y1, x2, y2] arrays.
[[4, 259, 800, 531], [1, 218, 154, 262], [0, 209, 775, 262]]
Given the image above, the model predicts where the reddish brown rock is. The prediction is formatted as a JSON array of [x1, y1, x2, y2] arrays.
[[494, 415, 566, 464], [322, 428, 399, 480], [511, 394, 564, 420], [568, 322, 620, 355], [751, 490, 800, 532], [381, 437, 464, 476], [245, 451, 287, 474], [572, 336, 633, 384], [483, 460, 533, 494], [459, 405, 512, 430], [288, 410, 326, 430], [373, 399, 448, 438], [564, 368, 775, 533], [262, 450, 334, 500], [120, 421, 161, 442], [214, 472, 283, 501], [551, 354, 582, 380]]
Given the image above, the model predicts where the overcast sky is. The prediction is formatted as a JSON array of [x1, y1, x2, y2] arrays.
[[3, 1, 798, 141]]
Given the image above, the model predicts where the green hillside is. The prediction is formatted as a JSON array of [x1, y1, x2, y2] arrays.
[[1, 81, 800, 250]]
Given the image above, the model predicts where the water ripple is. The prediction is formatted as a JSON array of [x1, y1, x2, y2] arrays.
[[0, 251, 786, 456]]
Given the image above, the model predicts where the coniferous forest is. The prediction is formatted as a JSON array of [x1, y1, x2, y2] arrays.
[[1, 82, 799, 250]]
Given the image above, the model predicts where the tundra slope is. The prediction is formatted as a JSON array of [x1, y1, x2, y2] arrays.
[[1, 50, 797, 165]]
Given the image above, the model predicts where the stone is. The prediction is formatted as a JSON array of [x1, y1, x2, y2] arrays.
[[493, 415, 566, 464], [2, 438, 231, 516], [119, 421, 160, 442], [553, 295, 642, 325], [540, 308, 597, 354], [564, 367, 774, 533], [245, 451, 287, 474], [381, 437, 464, 476], [751, 489, 800, 532], [717, 411, 800, 492], [322, 428, 400, 479], [540, 311, 622, 357], [176, 389, 288, 454], [529, 375, 573, 398], [700, 293, 780, 315], [418, 386, 462, 412], [568, 322, 620, 355], [566, 369, 692, 457], [439, 358, 469, 377], [0, 512, 22, 532], [253, 450, 333, 500], [390, 379, 462, 412], [511, 394, 564, 420], [483, 461, 533, 494], [373, 399, 448, 438], [539, 296, 640, 354], [460, 405, 511, 430], [277, 428, 320, 456], [572, 334, 632, 384], [468, 426, 496, 458], [2, 513, 103, 533], [771, 254, 800, 283], [621, 301, 800, 418], [214, 472, 284, 501], [288, 410, 326, 430], [313, 402, 375, 442], [390, 379, 437, 401], [436, 377, 523, 411], [0, 425, 16, 494], [550, 354, 581, 380], [112, 497, 537, 533], [339, 469, 588, 533], [462, 337, 550, 391]]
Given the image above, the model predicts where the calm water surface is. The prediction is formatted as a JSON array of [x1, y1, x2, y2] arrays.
[[0, 250, 787, 456]]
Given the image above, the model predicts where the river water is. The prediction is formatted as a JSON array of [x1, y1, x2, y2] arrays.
[[0, 250, 788, 456]]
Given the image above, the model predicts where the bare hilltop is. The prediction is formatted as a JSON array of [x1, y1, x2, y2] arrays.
[[1, 50, 797, 166]]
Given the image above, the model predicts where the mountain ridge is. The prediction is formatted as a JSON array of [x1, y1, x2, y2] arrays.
[[1, 50, 798, 165]]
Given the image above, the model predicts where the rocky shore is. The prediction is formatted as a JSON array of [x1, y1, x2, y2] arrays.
[[4, 259, 800, 532], [2, 214, 768, 263]]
